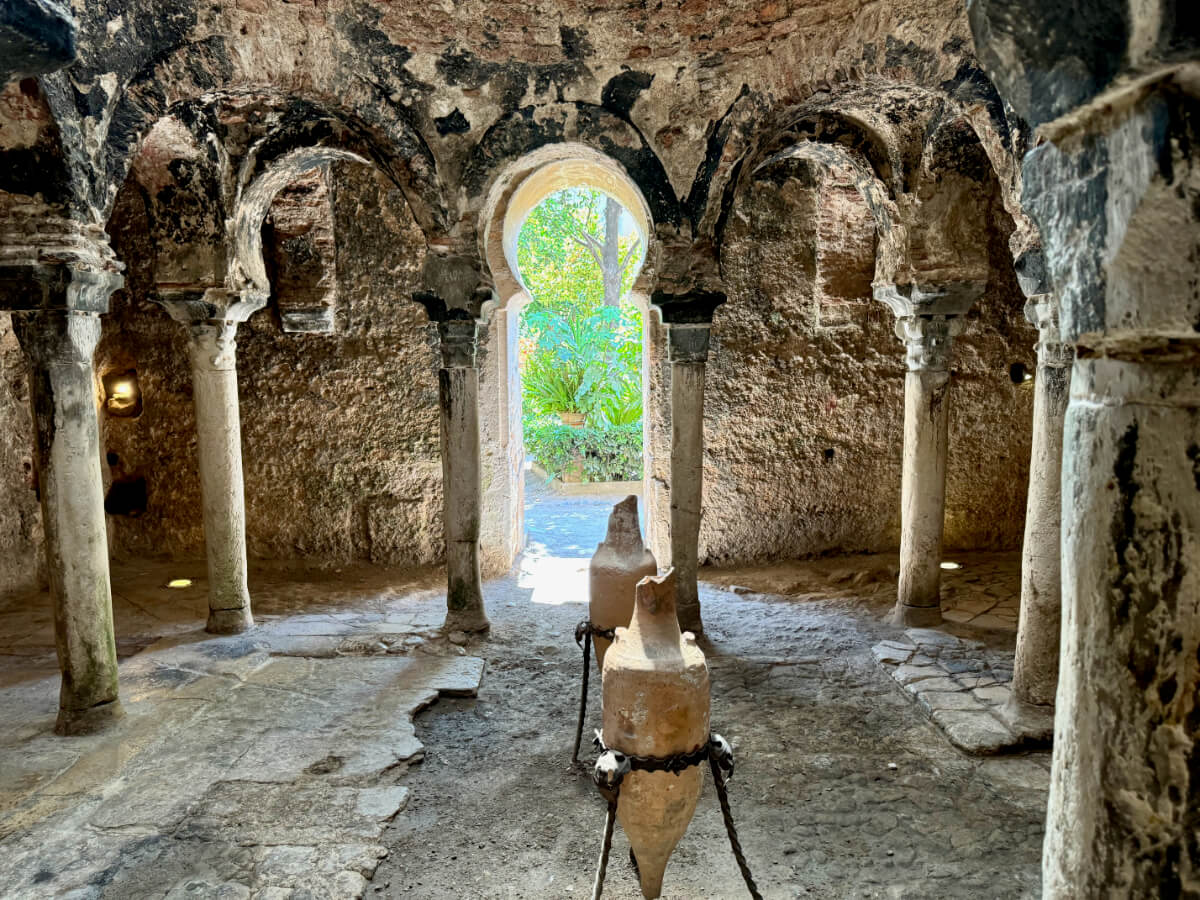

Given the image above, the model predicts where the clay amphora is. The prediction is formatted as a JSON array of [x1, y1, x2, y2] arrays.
[[588, 494, 657, 670], [602, 568, 709, 899]]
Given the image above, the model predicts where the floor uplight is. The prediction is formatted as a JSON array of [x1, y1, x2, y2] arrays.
[[166, 578, 193, 589], [940, 561, 962, 570]]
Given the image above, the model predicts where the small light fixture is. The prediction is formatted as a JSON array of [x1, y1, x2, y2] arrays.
[[940, 561, 962, 571], [166, 578, 193, 589], [102, 369, 143, 418]]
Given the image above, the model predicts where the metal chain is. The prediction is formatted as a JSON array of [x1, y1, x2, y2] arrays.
[[586, 732, 762, 899], [572, 621, 615, 764], [592, 731, 711, 775]]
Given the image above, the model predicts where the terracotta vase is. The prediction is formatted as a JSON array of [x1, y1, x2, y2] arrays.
[[589, 495, 657, 669], [602, 568, 709, 899]]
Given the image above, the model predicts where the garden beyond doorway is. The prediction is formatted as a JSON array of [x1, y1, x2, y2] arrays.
[[517, 187, 646, 486]]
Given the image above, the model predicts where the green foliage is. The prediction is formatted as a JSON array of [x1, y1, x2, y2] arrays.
[[524, 422, 643, 483], [516, 187, 643, 314], [521, 304, 642, 424], [518, 187, 646, 481]]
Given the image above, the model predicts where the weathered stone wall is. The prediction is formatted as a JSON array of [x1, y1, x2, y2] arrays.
[[0, 313, 41, 595], [98, 161, 441, 567], [703, 163, 1035, 565], [0, 0, 1045, 579]]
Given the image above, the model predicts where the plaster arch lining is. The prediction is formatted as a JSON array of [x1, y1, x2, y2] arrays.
[[232, 146, 369, 301], [480, 144, 654, 306]]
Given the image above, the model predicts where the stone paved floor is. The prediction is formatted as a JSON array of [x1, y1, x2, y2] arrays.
[[0, 513, 1047, 899], [0, 563, 483, 899], [372, 541, 1047, 899], [867, 556, 1033, 753], [938, 556, 1020, 631]]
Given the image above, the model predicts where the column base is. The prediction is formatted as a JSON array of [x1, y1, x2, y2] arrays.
[[443, 608, 491, 635], [998, 696, 1055, 745], [55, 698, 125, 736], [206, 607, 255, 635], [891, 603, 943, 627]]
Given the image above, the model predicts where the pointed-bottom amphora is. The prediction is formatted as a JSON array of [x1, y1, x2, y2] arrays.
[[601, 568, 709, 899], [589, 494, 657, 670]]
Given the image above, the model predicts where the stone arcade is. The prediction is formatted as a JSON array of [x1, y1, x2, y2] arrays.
[[0, 0, 1195, 897]]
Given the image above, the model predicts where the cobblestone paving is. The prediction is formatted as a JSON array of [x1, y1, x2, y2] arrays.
[[938, 556, 1020, 632], [0, 514, 1046, 899], [872, 630, 1019, 753], [869, 555, 1034, 753], [0, 563, 483, 899], [376, 548, 1049, 899]]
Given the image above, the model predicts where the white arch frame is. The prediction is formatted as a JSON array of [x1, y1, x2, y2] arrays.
[[473, 144, 666, 574]]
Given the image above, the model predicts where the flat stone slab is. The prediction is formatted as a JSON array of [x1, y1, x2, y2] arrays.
[[0, 624, 484, 898], [872, 630, 1026, 755], [933, 710, 1016, 755]]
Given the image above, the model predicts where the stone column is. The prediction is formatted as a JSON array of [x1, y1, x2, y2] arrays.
[[13, 307, 124, 734], [655, 291, 724, 635], [413, 255, 492, 635], [1024, 95, 1200, 898], [892, 314, 960, 626], [1004, 293, 1072, 739], [186, 320, 253, 633], [666, 323, 709, 634], [968, 4, 1200, 892], [875, 282, 980, 627], [437, 317, 488, 633], [158, 292, 261, 634]]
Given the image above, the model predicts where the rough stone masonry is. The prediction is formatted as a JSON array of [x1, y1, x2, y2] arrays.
[[0, 0, 1196, 896]]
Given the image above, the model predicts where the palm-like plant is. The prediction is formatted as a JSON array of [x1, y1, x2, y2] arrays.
[[517, 188, 646, 479]]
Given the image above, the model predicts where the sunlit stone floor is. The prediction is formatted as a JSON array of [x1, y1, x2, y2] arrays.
[[0, 562, 484, 898], [0, 492, 1045, 898]]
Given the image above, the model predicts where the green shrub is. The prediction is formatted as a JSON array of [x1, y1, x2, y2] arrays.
[[525, 421, 643, 482], [521, 304, 643, 425], [516, 187, 645, 476]]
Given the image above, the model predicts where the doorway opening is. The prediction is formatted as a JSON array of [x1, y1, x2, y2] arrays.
[[515, 186, 648, 567]]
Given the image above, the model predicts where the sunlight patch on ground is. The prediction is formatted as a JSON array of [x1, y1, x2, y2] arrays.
[[519, 546, 589, 605]]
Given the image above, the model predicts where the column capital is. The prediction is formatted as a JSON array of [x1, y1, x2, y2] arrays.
[[873, 280, 984, 320], [155, 286, 267, 325], [1023, 90, 1200, 355], [1014, 247, 1051, 300], [0, 214, 123, 314], [186, 320, 239, 372], [895, 314, 962, 373], [651, 290, 726, 326], [412, 253, 493, 322], [436, 316, 481, 369], [1025, 295, 1073, 369]]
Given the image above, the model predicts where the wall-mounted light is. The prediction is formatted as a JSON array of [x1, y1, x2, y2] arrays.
[[102, 369, 143, 418], [166, 578, 193, 589], [940, 561, 962, 571], [1010, 362, 1033, 386]]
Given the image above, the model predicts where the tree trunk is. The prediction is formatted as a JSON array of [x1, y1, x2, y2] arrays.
[[602, 195, 621, 307]]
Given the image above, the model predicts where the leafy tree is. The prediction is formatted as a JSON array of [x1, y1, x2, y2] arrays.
[[522, 305, 643, 424], [517, 188, 645, 480], [517, 187, 643, 315]]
